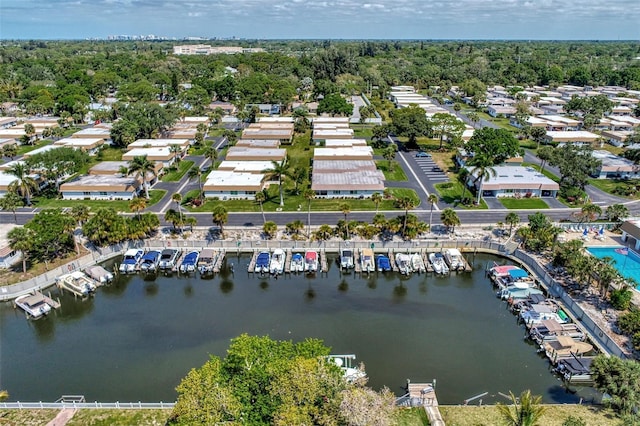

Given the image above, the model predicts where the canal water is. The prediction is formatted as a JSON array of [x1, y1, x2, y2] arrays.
[[0, 253, 592, 404]]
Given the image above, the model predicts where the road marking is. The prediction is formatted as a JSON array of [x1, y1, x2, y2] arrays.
[[397, 151, 440, 211]]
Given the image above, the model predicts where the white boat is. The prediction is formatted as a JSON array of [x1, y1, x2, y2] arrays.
[[158, 249, 181, 270], [84, 265, 113, 285], [304, 251, 318, 273], [328, 355, 367, 384], [57, 271, 97, 297], [179, 251, 200, 274], [197, 249, 217, 275], [520, 303, 567, 326], [119, 249, 144, 274], [255, 251, 270, 273], [139, 250, 162, 273], [270, 249, 285, 275], [290, 252, 304, 273], [395, 253, 412, 275], [428, 253, 449, 274], [340, 249, 354, 269], [360, 248, 374, 273], [15, 293, 54, 319], [410, 253, 426, 273], [444, 248, 464, 271]]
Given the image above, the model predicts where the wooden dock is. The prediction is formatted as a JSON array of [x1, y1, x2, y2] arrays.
[[388, 250, 399, 272], [407, 382, 444, 426], [422, 252, 434, 273], [320, 250, 328, 273], [247, 250, 258, 273], [354, 250, 362, 273], [284, 250, 292, 274], [213, 250, 225, 273]]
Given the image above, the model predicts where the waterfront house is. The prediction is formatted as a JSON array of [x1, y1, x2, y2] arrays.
[[0, 224, 21, 269]]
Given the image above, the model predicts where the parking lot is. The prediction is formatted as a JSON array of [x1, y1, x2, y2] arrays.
[[412, 154, 450, 182]]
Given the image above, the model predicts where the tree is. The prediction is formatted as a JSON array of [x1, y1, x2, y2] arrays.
[[8, 227, 34, 273], [340, 202, 351, 240], [371, 192, 383, 213], [371, 125, 390, 148], [187, 166, 204, 202], [505, 212, 520, 236], [548, 144, 600, 196], [469, 153, 497, 205], [0, 191, 23, 223], [313, 224, 334, 241], [382, 145, 397, 172], [396, 196, 417, 238], [255, 190, 267, 224], [303, 189, 315, 238], [263, 157, 290, 207], [285, 220, 304, 238], [537, 145, 554, 174], [23, 209, 75, 266], [391, 104, 430, 145], [317, 93, 353, 116], [578, 202, 602, 224], [467, 111, 480, 129], [1, 143, 17, 159], [212, 205, 228, 238], [529, 126, 547, 149], [128, 197, 147, 219], [169, 144, 183, 163], [429, 112, 465, 150], [339, 386, 396, 426], [606, 203, 629, 225], [126, 155, 157, 199], [172, 193, 184, 230], [263, 221, 277, 239], [460, 78, 487, 106], [441, 208, 460, 235], [466, 127, 521, 165], [5, 162, 39, 205], [428, 193, 438, 231], [591, 355, 640, 415], [27, 146, 90, 192], [496, 390, 546, 426], [83, 207, 128, 246]]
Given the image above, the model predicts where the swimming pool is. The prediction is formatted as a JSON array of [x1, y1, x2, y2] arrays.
[[586, 246, 640, 288]]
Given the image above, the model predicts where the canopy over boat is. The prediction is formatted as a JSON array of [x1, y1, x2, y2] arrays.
[[508, 269, 529, 279], [541, 319, 563, 333]]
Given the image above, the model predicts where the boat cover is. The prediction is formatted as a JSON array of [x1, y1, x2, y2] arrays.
[[508, 269, 528, 278], [492, 265, 519, 275], [529, 294, 546, 304], [541, 319, 563, 333]]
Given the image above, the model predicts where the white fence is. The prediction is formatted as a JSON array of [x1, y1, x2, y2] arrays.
[[0, 401, 174, 410]]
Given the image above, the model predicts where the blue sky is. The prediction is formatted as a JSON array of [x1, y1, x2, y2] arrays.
[[1, 0, 639, 40]]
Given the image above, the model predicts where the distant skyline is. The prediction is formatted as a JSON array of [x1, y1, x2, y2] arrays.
[[1, 0, 639, 41]]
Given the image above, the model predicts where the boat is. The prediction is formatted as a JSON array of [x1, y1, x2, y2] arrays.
[[84, 265, 113, 285], [119, 249, 144, 274], [328, 355, 367, 384], [158, 249, 180, 270], [197, 249, 217, 275], [410, 253, 426, 273], [57, 270, 97, 297], [529, 319, 586, 345], [520, 304, 568, 327], [444, 248, 464, 271], [497, 279, 537, 299], [14, 293, 54, 319], [502, 287, 544, 302], [360, 248, 374, 273], [290, 252, 304, 273], [376, 254, 391, 272], [179, 250, 199, 274], [543, 336, 593, 364], [304, 251, 318, 273], [270, 249, 285, 275], [428, 252, 449, 274], [395, 253, 412, 275], [255, 251, 270, 273], [340, 249, 354, 269], [555, 356, 595, 384], [139, 250, 162, 273]]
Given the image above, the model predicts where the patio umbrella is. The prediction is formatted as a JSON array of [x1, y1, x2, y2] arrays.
[[583, 228, 588, 236], [599, 227, 605, 235]]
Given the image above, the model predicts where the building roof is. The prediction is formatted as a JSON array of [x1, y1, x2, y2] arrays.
[[22, 144, 63, 158], [123, 147, 175, 160], [128, 139, 189, 149], [0, 171, 18, 188], [60, 174, 140, 192], [621, 220, 640, 240], [472, 166, 559, 191], [54, 137, 105, 150], [311, 170, 385, 191], [592, 150, 638, 172], [323, 139, 367, 147], [203, 170, 265, 190], [313, 147, 373, 159], [71, 127, 112, 138], [225, 147, 286, 161], [312, 160, 378, 172], [545, 131, 599, 143], [235, 139, 281, 148], [217, 161, 275, 173], [0, 223, 20, 256]]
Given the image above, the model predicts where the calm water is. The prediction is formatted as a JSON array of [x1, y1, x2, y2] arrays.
[[0, 253, 591, 404], [587, 246, 640, 288]]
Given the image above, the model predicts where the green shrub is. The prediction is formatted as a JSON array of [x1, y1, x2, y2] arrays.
[[562, 415, 586, 426], [618, 309, 640, 334], [609, 287, 633, 311]]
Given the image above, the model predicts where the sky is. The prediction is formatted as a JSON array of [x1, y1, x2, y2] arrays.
[[1, 0, 639, 40]]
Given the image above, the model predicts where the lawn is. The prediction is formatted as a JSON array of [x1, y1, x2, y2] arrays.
[[588, 178, 638, 198], [352, 126, 374, 140], [475, 111, 519, 131], [32, 189, 166, 212], [16, 139, 53, 155], [434, 181, 488, 209], [161, 160, 195, 182], [66, 409, 172, 426], [376, 160, 408, 181], [499, 197, 549, 209], [96, 146, 124, 161], [393, 407, 430, 425], [439, 404, 619, 426]]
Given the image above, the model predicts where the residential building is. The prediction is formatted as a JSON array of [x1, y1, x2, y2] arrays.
[[122, 147, 177, 167], [545, 131, 599, 145], [224, 147, 286, 162], [54, 137, 105, 155], [0, 224, 21, 269], [469, 166, 559, 198], [591, 150, 640, 179], [203, 171, 265, 200], [59, 175, 141, 200], [311, 170, 385, 199]]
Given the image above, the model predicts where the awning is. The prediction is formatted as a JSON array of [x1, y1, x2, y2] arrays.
[[508, 269, 528, 279]]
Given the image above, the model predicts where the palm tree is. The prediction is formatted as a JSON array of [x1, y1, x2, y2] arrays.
[[441, 208, 461, 235], [169, 144, 183, 163], [203, 144, 219, 167], [255, 190, 267, 224], [428, 193, 438, 231], [469, 154, 497, 205], [505, 212, 520, 237], [6, 162, 38, 206], [371, 192, 383, 213], [70, 204, 90, 227], [8, 227, 34, 273], [537, 145, 554, 174], [212, 205, 228, 238], [303, 188, 315, 238], [126, 155, 157, 199], [467, 111, 479, 128], [187, 166, 204, 202], [397, 196, 417, 237], [286, 220, 304, 237], [579, 203, 602, 224], [339, 202, 351, 240], [185, 216, 197, 232], [129, 197, 147, 218], [496, 390, 545, 426], [263, 221, 277, 239], [172, 193, 184, 231], [165, 209, 184, 231], [0, 192, 23, 223], [382, 145, 397, 172], [262, 157, 290, 207]]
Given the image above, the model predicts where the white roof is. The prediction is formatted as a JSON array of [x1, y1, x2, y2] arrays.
[[55, 137, 105, 147], [72, 127, 111, 137], [313, 146, 373, 158], [124, 147, 173, 157], [129, 139, 189, 148], [217, 161, 274, 172], [546, 131, 599, 141], [324, 139, 367, 147], [474, 166, 559, 190], [0, 171, 18, 186], [204, 170, 265, 187]]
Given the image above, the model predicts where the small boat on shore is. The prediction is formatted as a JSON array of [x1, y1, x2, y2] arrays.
[[179, 250, 199, 274], [139, 250, 162, 273], [119, 249, 144, 274], [57, 271, 97, 297], [376, 255, 391, 272], [84, 265, 113, 285], [159, 249, 181, 270], [429, 253, 449, 274], [304, 251, 318, 273], [340, 249, 354, 270], [197, 249, 217, 275], [255, 251, 270, 274], [15, 293, 55, 319], [360, 248, 374, 273], [290, 252, 304, 273], [410, 253, 426, 273], [270, 249, 285, 275], [444, 249, 464, 271], [395, 253, 412, 275]]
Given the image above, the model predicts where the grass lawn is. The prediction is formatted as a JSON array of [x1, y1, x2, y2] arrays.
[[161, 161, 195, 182], [393, 407, 430, 425], [0, 245, 91, 286], [439, 404, 619, 426], [66, 409, 172, 426], [17, 139, 53, 155], [376, 160, 408, 181], [96, 146, 124, 161], [499, 197, 549, 209], [353, 126, 373, 139], [588, 178, 638, 198], [434, 181, 488, 209], [32, 189, 166, 212], [475, 111, 519, 131], [0, 409, 60, 425]]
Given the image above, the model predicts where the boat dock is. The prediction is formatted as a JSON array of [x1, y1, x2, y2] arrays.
[[284, 250, 292, 274], [407, 382, 444, 426], [213, 250, 225, 273], [247, 250, 258, 273], [388, 250, 399, 272], [354, 251, 362, 273], [422, 252, 434, 272], [320, 250, 328, 273]]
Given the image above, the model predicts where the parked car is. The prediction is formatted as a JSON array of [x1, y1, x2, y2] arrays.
[[415, 151, 431, 158]]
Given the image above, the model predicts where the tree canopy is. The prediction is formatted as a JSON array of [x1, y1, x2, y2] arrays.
[[391, 104, 430, 145], [465, 127, 521, 166]]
